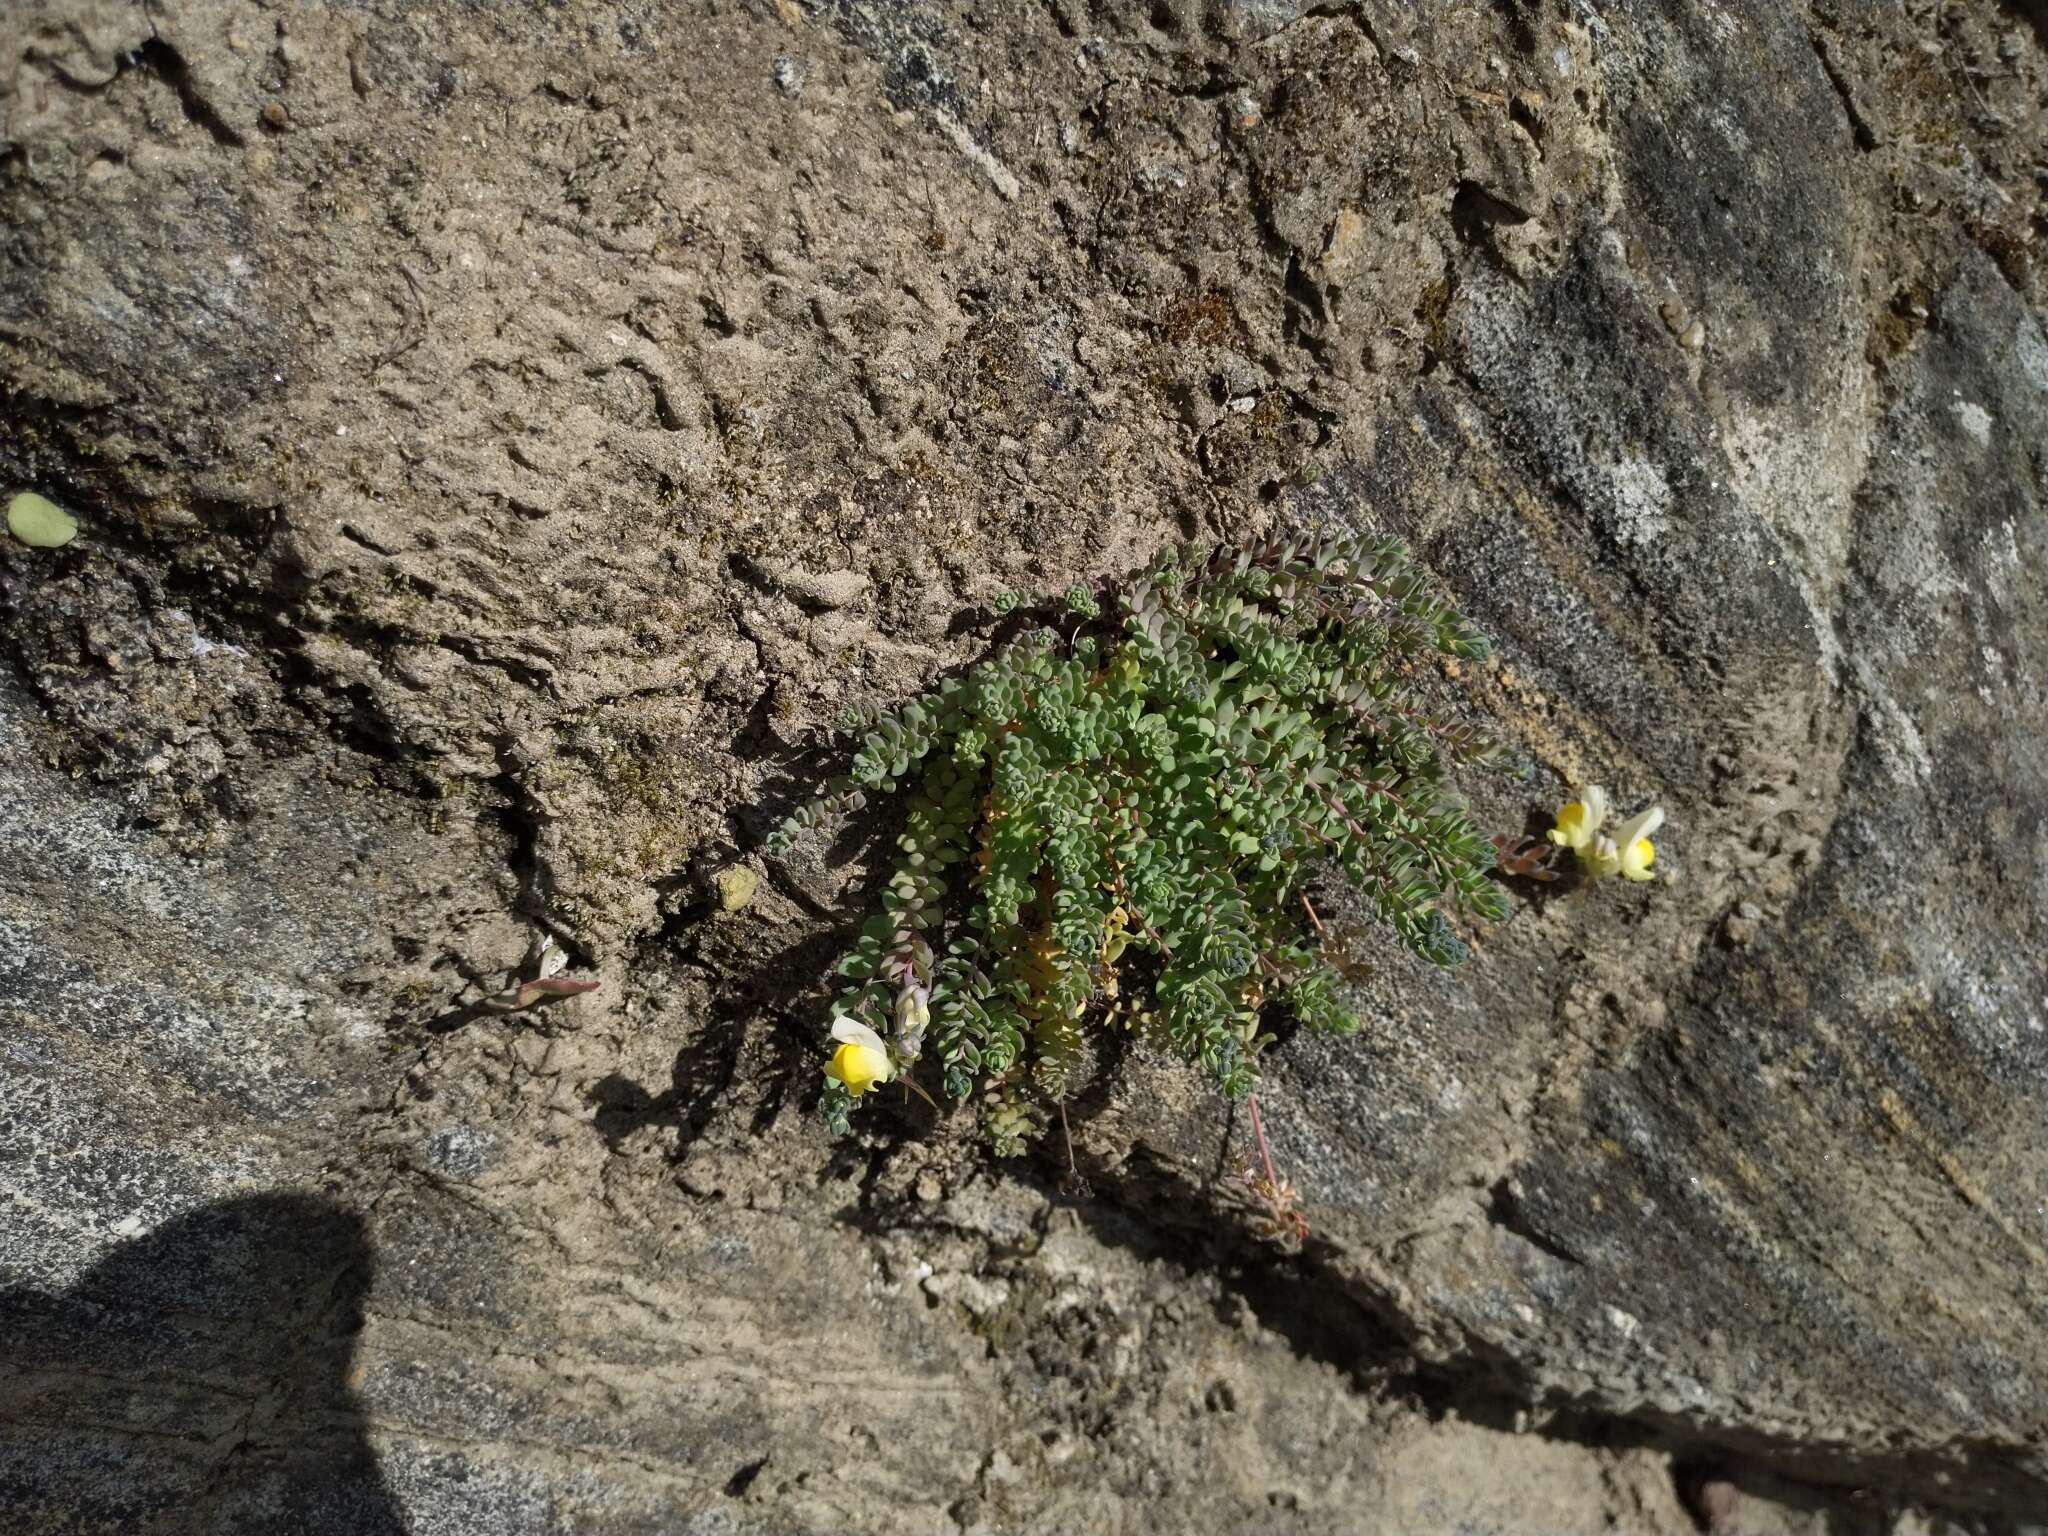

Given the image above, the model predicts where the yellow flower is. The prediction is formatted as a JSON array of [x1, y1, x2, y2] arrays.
[[1546, 785, 1608, 855], [1612, 806, 1663, 882], [824, 1017, 894, 1096], [1548, 787, 1664, 883]]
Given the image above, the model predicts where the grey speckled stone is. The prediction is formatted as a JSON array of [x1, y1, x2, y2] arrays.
[[4, 0, 2046, 1529]]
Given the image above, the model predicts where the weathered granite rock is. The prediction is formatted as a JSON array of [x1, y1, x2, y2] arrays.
[[4, 0, 2046, 1528]]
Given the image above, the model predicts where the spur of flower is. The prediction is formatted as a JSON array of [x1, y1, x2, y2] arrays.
[[824, 1017, 895, 1096], [1547, 785, 1663, 882]]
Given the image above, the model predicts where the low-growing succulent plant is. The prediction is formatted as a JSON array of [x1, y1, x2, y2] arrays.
[[765, 530, 1510, 1151]]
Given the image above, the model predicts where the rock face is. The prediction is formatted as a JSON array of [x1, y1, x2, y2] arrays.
[[3, 0, 2046, 1530]]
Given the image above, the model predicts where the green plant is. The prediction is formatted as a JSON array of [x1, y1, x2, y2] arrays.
[[765, 531, 1509, 1149]]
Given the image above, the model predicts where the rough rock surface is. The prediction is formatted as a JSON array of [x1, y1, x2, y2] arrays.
[[3, 0, 2046, 1530]]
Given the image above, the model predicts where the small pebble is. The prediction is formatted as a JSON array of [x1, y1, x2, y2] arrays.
[[1688, 1474, 1743, 1532], [510, 1034, 553, 1072], [261, 100, 290, 130], [1679, 319, 1706, 351], [777, 566, 868, 610], [6, 490, 78, 548], [772, 56, 806, 95], [715, 865, 760, 913]]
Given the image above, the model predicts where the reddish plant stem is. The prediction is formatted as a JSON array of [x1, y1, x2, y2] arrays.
[[1299, 892, 1329, 942], [1247, 1093, 1281, 1191]]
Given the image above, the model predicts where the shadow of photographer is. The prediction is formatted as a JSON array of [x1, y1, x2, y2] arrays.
[[0, 1192, 405, 1534]]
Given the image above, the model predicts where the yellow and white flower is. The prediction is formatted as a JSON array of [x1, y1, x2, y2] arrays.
[[1548, 786, 1664, 883], [824, 1017, 894, 1095], [1546, 785, 1609, 858], [1605, 804, 1663, 881]]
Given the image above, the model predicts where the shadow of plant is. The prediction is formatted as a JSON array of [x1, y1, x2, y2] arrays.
[[584, 711, 934, 1165]]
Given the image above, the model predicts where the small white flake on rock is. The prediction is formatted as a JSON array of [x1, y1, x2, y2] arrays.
[[1951, 399, 1993, 445]]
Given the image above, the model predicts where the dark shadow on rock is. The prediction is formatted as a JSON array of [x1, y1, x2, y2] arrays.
[[1053, 1138, 1420, 1393], [2001, 0, 2048, 52], [0, 1193, 404, 1535], [1041, 1126, 2027, 1528], [588, 711, 948, 1166], [589, 913, 896, 1168]]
